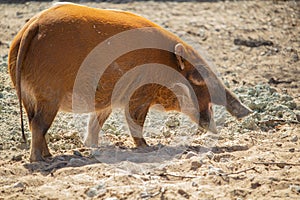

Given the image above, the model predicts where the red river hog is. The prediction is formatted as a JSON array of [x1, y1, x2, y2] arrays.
[[8, 3, 252, 162]]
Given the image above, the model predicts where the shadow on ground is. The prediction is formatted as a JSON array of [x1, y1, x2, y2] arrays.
[[23, 143, 249, 175]]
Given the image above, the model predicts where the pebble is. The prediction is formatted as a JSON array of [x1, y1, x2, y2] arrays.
[[292, 53, 299, 62], [177, 189, 190, 199], [275, 143, 282, 147], [296, 113, 300, 122], [185, 151, 198, 159], [269, 177, 279, 182], [2, 54, 8, 61], [86, 187, 98, 198], [251, 182, 261, 189], [165, 115, 180, 128], [290, 136, 298, 142], [242, 118, 258, 130], [10, 147, 17, 151], [190, 161, 202, 170], [230, 46, 240, 52], [73, 150, 83, 157], [289, 148, 295, 153], [192, 182, 198, 187], [208, 165, 224, 175], [12, 154, 22, 161], [13, 181, 25, 188], [290, 185, 300, 193], [206, 151, 214, 160]]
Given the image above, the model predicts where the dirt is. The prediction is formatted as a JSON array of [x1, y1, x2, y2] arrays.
[[0, 0, 299, 199]]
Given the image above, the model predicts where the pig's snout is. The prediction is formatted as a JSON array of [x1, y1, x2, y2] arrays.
[[226, 99, 253, 119]]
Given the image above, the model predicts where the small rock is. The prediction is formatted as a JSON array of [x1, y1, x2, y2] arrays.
[[178, 189, 190, 199], [292, 53, 299, 62], [206, 151, 214, 160], [251, 182, 261, 189], [290, 136, 298, 142], [190, 161, 202, 170], [231, 46, 240, 52], [86, 187, 98, 198], [165, 120, 180, 129], [13, 182, 25, 188], [140, 192, 150, 198], [290, 185, 300, 193], [276, 163, 285, 168], [185, 151, 197, 159], [12, 154, 22, 161], [2, 54, 8, 62], [192, 182, 198, 187], [95, 181, 105, 190], [10, 146, 17, 151], [275, 143, 282, 147], [230, 189, 248, 198], [289, 148, 295, 153], [16, 11, 23, 17], [73, 150, 83, 157], [208, 165, 224, 175], [269, 177, 279, 182], [0, 92, 3, 98], [51, 134, 63, 141], [242, 117, 259, 130]]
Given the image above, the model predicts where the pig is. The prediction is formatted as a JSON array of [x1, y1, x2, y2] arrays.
[[8, 3, 252, 162]]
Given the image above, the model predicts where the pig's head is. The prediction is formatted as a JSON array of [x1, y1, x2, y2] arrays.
[[173, 43, 252, 132]]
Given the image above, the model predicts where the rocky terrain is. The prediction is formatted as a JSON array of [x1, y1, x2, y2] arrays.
[[0, 0, 299, 199]]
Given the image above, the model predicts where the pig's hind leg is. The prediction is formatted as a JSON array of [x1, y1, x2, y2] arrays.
[[29, 100, 59, 162], [84, 108, 111, 147], [125, 101, 151, 148]]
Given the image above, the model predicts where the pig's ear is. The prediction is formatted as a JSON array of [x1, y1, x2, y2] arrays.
[[175, 43, 186, 70]]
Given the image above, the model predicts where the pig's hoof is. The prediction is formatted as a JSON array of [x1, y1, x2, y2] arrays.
[[84, 138, 98, 148], [42, 148, 52, 158], [84, 141, 98, 148], [43, 152, 52, 158], [133, 137, 148, 148], [29, 154, 45, 163]]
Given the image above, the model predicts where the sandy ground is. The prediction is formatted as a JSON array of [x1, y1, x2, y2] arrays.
[[0, 0, 299, 199]]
